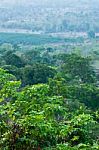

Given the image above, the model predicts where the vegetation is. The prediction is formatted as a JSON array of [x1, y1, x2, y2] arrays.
[[0, 1, 99, 149], [0, 0, 99, 150], [0, 1, 99, 34], [0, 41, 99, 149], [0, 33, 64, 45]]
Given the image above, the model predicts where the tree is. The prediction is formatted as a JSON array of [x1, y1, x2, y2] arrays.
[[20, 63, 56, 86], [59, 54, 96, 83], [0, 68, 99, 149], [88, 30, 95, 39], [3, 51, 25, 68]]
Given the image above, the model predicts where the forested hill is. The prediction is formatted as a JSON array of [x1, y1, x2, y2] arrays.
[[1, 50, 99, 149], [0, 0, 99, 33], [0, 0, 99, 149]]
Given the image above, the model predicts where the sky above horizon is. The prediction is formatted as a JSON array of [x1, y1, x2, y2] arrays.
[[0, 0, 98, 7]]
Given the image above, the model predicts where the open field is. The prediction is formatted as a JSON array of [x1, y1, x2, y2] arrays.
[[0, 32, 64, 45], [0, 32, 86, 45]]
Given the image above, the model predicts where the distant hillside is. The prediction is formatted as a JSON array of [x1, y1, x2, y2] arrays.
[[0, 0, 99, 33]]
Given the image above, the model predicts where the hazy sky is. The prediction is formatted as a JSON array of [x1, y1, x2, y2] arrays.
[[0, 0, 86, 5], [0, 0, 69, 7], [0, 0, 33, 6], [0, 0, 98, 7], [0, 0, 28, 5]]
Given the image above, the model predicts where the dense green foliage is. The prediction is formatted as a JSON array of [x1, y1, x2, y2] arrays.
[[0, 68, 99, 150], [0, 41, 99, 149], [1, 1, 99, 149]]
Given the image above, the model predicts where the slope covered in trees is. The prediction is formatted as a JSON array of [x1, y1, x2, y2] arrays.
[[0, 45, 99, 149], [0, 0, 99, 149], [0, 0, 99, 34]]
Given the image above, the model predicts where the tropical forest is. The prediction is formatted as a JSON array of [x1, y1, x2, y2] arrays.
[[0, 0, 99, 150]]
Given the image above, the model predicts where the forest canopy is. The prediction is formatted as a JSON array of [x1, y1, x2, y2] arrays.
[[0, 46, 99, 149]]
